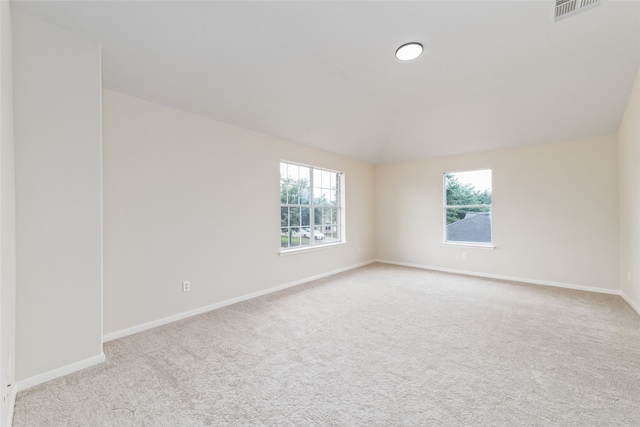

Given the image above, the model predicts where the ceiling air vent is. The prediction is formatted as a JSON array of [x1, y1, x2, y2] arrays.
[[555, 0, 603, 21]]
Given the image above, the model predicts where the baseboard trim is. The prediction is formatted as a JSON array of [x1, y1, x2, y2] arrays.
[[15, 352, 106, 393], [104, 260, 376, 342], [620, 291, 640, 316], [375, 259, 621, 296], [5, 384, 16, 427]]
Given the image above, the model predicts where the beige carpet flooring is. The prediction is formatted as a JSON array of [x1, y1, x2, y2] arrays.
[[12, 263, 640, 426]]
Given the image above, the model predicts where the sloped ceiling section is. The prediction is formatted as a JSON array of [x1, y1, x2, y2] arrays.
[[12, 1, 640, 164]]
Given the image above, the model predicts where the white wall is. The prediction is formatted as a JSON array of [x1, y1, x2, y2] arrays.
[[619, 68, 640, 313], [12, 11, 103, 384], [102, 89, 375, 336], [376, 135, 619, 292], [0, 0, 16, 424]]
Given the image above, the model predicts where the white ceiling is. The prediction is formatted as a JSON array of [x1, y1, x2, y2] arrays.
[[12, 1, 640, 164]]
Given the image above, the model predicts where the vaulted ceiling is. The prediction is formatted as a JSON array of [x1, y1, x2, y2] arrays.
[[12, 1, 640, 164]]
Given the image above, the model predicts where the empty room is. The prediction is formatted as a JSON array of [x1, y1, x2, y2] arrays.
[[1, 0, 639, 425]]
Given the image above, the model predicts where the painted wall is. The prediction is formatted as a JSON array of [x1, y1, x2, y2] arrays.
[[0, 0, 16, 424], [12, 11, 103, 383], [102, 89, 375, 336], [376, 135, 619, 292], [618, 68, 640, 313]]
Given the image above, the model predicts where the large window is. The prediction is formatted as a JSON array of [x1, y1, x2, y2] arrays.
[[444, 169, 492, 245], [280, 162, 343, 250]]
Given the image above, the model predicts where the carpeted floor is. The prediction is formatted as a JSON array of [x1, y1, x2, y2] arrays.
[[12, 263, 640, 426]]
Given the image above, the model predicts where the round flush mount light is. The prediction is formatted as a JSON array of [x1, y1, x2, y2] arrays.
[[395, 42, 423, 61]]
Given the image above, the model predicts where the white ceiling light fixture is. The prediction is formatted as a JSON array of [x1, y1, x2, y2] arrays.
[[395, 42, 423, 61], [554, 0, 603, 21]]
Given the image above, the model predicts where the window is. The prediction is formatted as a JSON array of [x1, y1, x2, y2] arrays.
[[280, 162, 343, 250], [444, 169, 492, 245]]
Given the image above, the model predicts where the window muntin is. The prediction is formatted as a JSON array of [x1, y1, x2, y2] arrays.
[[444, 169, 492, 245], [280, 162, 343, 250]]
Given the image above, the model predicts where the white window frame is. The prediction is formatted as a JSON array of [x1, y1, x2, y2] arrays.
[[443, 169, 493, 247], [280, 161, 345, 254]]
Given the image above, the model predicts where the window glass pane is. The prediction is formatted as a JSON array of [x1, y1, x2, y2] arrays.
[[300, 186, 310, 205], [323, 189, 330, 205], [290, 227, 301, 247], [287, 185, 299, 204], [323, 207, 330, 227], [322, 171, 331, 189], [287, 164, 299, 181], [301, 207, 310, 227], [445, 170, 492, 206], [322, 208, 336, 242], [299, 166, 310, 182], [329, 207, 337, 224], [445, 208, 492, 243], [313, 188, 323, 205], [312, 225, 325, 245], [290, 207, 300, 226], [313, 169, 322, 189], [281, 207, 289, 227], [281, 228, 289, 248], [330, 172, 336, 189], [300, 228, 311, 247]]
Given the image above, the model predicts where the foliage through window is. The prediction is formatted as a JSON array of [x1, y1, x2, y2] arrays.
[[280, 162, 343, 249], [444, 169, 492, 244]]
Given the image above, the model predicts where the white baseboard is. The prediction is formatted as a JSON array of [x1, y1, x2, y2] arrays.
[[375, 259, 622, 296], [15, 352, 106, 393], [104, 260, 376, 342], [5, 385, 16, 427], [620, 291, 640, 316]]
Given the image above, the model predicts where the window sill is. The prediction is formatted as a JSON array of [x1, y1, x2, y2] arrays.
[[279, 241, 347, 256], [443, 242, 496, 250]]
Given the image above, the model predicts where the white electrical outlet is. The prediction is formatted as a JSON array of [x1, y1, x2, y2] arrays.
[[182, 281, 191, 292], [462, 252, 468, 260]]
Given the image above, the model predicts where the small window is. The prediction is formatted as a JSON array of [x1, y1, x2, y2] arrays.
[[444, 169, 492, 245], [280, 162, 343, 250]]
